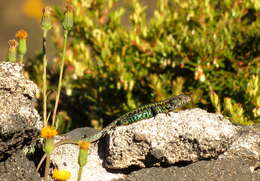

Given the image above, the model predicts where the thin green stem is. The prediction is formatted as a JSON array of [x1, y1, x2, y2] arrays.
[[52, 30, 68, 126], [19, 54, 24, 64], [44, 154, 51, 181], [77, 167, 83, 181], [43, 30, 48, 126]]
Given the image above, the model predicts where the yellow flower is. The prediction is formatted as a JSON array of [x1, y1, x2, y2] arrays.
[[78, 140, 90, 150], [41, 126, 58, 138], [15, 30, 28, 39], [52, 169, 71, 181]]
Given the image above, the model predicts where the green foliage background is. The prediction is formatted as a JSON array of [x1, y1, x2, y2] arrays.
[[29, 0, 260, 132]]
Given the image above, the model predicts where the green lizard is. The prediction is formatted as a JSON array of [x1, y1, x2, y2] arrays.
[[83, 94, 191, 142]]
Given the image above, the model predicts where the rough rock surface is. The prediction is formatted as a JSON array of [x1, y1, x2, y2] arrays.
[[0, 62, 41, 160], [221, 124, 260, 160], [49, 108, 259, 181], [104, 108, 240, 169], [0, 62, 41, 179], [117, 125, 260, 181], [51, 128, 126, 181], [116, 158, 259, 181], [0, 150, 41, 181]]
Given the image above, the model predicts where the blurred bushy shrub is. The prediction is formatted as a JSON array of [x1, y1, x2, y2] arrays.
[[29, 0, 259, 131]]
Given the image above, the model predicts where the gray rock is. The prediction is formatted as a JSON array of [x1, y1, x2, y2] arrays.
[[116, 158, 259, 181], [0, 62, 41, 178], [0, 62, 40, 134], [51, 127, 126, 181], [104, 108, 240, 169], [51, 108, 258, 181], [221, 124, 260, 160], [0, 150, 41, 181], [117, 125, 260, 181]]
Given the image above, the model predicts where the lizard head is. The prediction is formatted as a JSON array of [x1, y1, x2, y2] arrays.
[[167, 94, 191, 110]]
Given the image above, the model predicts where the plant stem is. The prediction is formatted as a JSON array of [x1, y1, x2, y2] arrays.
[[36, 153, 47, 173], [52, 30, 68, 126], [44, 154, 50, 181], [77, 167, 83, 181], [43, 30, 48, 126], [19, 54, 24, 64]]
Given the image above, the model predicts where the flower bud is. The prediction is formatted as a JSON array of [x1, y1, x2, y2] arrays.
[[7, 39, 18, 62], [16, 29, 28, 56], [41, 7, 53, 32], [63, 4, 74, 31]]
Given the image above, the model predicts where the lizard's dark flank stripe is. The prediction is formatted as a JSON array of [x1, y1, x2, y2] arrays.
[[84, 94, 191, 142], [116, 94, 191, 126]]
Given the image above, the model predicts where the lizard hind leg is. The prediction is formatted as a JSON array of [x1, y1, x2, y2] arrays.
[[151, 106, 162, 119]]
